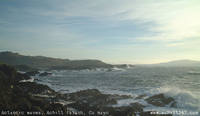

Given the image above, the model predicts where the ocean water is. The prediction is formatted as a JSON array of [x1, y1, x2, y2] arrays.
[[34, 66, 200, 115]]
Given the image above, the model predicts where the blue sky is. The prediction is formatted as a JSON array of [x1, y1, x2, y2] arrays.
[[0, 0, 200, 64]]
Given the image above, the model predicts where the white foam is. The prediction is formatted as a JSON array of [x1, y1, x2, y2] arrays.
[[112, 67, 126, 71], [188, 71, 200, 75], [19, 78, 34, 83], [149, 86, 200, 112], [17, 71, 26, 74]]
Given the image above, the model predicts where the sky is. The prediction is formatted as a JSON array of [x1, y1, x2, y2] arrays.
[[0, 0, 200, 64]]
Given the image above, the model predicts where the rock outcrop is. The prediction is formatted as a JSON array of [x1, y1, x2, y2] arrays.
[[25, 71, 40, 76], [145, 94, 176, 107], [0, 64, 67, 115], [0, 64, 174, 116]]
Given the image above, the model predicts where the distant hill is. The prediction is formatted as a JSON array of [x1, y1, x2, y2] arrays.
[[0, 51, 70, 69], [50, 60, 113, 70], [150, 60, 200, 67], [0, 51, 113, 70]]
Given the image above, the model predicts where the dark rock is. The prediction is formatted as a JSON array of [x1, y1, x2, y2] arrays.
[[0, 64, 30, 83], [39, 72, 52, 76], [111, 106, 136, 116], [0, 64, 174, 116], [69, 89, 117, 106], [25, 71, 40, 76], [16, 73, 31, 81], [0, 64, 17, 79], [145, 94, 176, 107], [17, 82, 55, 95], [135, 94, 147, 99], [109, 94, 132, 100], [0, 64, 68, 114], [130, 102, 145, 112], [66, 89, 138, 116]]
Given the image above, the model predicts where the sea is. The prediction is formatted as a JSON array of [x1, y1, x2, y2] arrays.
[[33, 66, 200, 116]]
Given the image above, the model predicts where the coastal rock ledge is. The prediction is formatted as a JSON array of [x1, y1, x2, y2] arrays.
[[0, 64, 174, 116]]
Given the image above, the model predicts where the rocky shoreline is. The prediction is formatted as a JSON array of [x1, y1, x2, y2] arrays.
[[0, 64, 175, 116]]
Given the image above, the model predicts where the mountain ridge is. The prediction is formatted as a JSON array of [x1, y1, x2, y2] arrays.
[[147, 59, 200, 67]]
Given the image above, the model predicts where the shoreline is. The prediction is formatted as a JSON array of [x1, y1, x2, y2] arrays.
[[0, 64, 177, 116]]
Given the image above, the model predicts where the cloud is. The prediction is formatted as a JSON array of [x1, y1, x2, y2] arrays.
[[3, 0, 200, 43], [166, 42, 185, 47], [121, 0, 200, 42], [37, 0, 200, 42], [1, 0, 200, 63]]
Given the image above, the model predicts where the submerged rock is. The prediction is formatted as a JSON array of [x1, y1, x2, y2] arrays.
[[145, 94, 176, 107], [39, 72, 52, 76], [135, 94, 147, 99], [25, 71, 40, 76]]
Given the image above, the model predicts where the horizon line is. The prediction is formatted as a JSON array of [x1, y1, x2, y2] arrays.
[[0, 50, 199, 65]]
